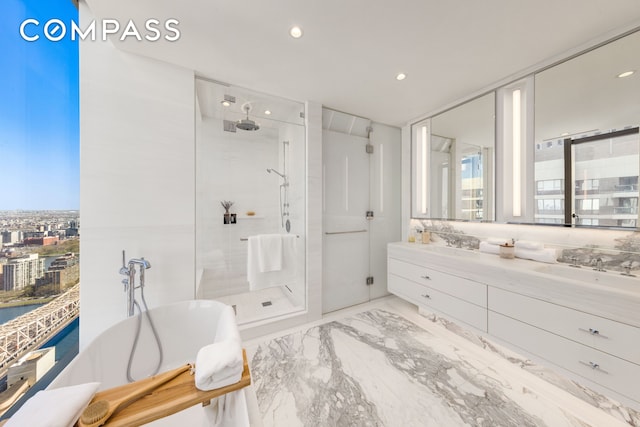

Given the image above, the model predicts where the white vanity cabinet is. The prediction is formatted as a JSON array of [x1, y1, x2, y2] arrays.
[[387, 242, 640, 407], [387, 245, 488, 332], [488, 287, 640, 404]]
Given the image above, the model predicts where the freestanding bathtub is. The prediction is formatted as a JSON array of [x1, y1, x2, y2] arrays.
[[48, 299, 255, 426]]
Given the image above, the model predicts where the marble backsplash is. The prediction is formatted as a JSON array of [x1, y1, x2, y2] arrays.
[[409, 219, 640, 273]]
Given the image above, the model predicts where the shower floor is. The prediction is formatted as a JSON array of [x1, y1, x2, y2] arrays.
[[212, 286, 302, 325]]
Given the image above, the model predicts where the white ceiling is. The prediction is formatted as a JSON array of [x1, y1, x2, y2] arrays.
[[85, 0, 640, 126]]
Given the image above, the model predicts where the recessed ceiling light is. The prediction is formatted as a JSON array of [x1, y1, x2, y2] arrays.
[[221, 100, 231, 107], [264, 110, 272, 115], [617, 70, 635, 78], [396, 73, 407, 81], [289, 26, 303, 39]]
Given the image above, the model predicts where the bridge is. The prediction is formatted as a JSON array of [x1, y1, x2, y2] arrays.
[[0, 284, 79, 373]]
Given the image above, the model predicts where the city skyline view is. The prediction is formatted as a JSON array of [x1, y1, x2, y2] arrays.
[[1, 0, 79, 210]]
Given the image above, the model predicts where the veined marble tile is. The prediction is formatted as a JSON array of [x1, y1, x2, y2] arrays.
[[250, 308, 627, 426], [421, 311, 640, 426]]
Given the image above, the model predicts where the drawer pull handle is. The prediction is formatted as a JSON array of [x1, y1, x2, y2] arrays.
[[579, 360, 609, 374], [421, 294, 431, 299], [421, 275, 431, 280], [578, 327, 608, 338]]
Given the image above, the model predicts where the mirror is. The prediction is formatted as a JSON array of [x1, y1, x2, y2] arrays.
[[412, 92, 495, 221], [534, 30, 640, 228]]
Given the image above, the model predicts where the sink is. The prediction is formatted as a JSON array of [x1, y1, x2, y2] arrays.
[[533, 263, 639, 293]]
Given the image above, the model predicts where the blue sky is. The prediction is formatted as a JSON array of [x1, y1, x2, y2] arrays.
[[0, 0, 79, 210]]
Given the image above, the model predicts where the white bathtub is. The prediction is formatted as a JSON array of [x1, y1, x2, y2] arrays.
[[49, 299, 256, 426]]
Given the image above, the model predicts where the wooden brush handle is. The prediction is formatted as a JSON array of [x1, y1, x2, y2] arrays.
[[112, 364, 191, 408]]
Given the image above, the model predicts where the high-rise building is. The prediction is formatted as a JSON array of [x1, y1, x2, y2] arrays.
[[2, 254, 45, 291], [1, 231, 22, 245]]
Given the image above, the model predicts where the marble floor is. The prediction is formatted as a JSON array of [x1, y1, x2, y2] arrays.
[[244, 297, 637, 427]]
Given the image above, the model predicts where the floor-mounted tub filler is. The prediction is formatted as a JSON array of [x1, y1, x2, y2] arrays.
[[4, 300, 256, 427]]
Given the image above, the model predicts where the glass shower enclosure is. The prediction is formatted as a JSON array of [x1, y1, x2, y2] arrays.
[[195, 78, 306, 325]]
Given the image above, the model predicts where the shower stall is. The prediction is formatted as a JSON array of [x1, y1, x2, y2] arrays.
[[194, 78, 306, 325]]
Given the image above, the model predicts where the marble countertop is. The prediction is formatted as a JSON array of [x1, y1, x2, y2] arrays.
[[388, 242, 640, 328]]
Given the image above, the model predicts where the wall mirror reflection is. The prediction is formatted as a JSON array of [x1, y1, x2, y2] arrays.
[[194, 78, 307, 325], [534, 30, 640, 228], [412, 92, 495, 221]]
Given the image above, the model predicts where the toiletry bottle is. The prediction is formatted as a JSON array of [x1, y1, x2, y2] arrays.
[[422, 229, 430, 244]]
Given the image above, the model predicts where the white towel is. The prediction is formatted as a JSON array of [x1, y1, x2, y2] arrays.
[[6, 382, 100, 427], [247, 234, 297, 290], [479, 241, 501, 255], [515, 247, 558, 264], [256, 234, 283, 272], [195, 339, 244, 391], [515, 240, 545, 251], [204, 389, 251, 427]]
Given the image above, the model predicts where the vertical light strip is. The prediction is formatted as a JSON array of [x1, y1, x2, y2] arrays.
[[379, 143, 384, 213], [345, 156, 349, 212], [512, 89, 522, 217], [421, 125, 428, 214]]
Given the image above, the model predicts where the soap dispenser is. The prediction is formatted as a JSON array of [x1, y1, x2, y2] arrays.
[[421, 228, 430, 244]]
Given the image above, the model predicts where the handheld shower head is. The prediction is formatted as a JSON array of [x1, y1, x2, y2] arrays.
[[128, 258, 151, 269], [266, 168, 286, 179]]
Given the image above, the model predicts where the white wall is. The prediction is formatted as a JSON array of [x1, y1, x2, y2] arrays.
[[79, 2, 196, 348]]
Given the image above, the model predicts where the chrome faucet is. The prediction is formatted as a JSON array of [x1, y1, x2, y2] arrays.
[[592, 257, 606, 272], [119, 251, 152, 317]]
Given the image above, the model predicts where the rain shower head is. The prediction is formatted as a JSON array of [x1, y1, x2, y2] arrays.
[[236, 103, 260, 131]]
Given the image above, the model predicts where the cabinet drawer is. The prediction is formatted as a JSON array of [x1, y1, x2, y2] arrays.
[[388, 258, 487, 307], [389, 274, 487, 332], [489, 311, 640, 403], [489, 287, 640, 365]]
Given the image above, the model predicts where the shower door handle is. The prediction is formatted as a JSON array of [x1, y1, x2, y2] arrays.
[[325, 230, 368, 235]]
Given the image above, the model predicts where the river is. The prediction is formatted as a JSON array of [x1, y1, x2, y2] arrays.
[[0, 304, 46, 324]]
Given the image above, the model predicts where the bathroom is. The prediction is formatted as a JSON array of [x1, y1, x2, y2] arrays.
[[6, 1, 640, 426]]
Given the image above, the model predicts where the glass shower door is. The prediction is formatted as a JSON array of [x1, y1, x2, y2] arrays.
[[322, 130, 371, 313]]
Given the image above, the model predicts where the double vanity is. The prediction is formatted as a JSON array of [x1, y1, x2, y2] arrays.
[[388, 242, 640, 408]]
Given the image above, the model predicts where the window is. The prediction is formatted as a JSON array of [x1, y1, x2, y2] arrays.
[[1, 0, 79, 414]]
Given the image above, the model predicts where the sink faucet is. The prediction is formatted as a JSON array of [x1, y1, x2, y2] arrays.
[[592, 257, 606, 272]]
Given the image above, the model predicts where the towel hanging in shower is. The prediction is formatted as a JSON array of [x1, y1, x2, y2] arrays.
[[247, 234, 297, 290]]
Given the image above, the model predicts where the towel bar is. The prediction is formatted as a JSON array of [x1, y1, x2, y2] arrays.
[[325, 229, 367, 235], [240, 235, 299, 241]]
